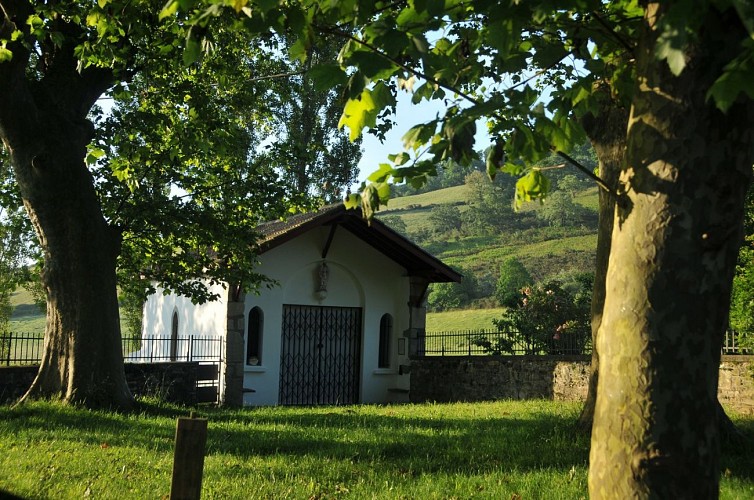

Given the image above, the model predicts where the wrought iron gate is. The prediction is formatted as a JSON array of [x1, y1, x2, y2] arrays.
[[279, 305, 362, 405]]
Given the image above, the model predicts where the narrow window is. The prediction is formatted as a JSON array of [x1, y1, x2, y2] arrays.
[[378, 314, 393, 368], [170, 310, 179, 361], [247, 307, 263, 365]]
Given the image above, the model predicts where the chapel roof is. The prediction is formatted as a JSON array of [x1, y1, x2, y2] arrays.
[[256, 203, 461, 283]]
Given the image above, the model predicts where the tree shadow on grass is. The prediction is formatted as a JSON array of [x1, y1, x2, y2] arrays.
[[203, 406, 591, 476], [1, 401, 752, 483]]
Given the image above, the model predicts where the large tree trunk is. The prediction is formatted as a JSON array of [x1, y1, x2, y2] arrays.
[[576, 98, 628, 431], [0, 1, 133, 409], [14, 134, 132, 409], [588, 5, 754, 497]]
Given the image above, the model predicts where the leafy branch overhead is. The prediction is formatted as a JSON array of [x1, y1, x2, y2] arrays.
[[165, 0, 752, 216]]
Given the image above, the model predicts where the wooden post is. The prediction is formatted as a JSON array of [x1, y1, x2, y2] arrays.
[[170, 413, 208, 500]]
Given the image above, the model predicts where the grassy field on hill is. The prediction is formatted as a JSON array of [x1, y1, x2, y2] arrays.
[[426, 307, 505, 332], [9, 288, 45, 335], [377, 181, 599, 312]]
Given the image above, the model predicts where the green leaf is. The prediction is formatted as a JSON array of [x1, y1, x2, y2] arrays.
[[401, 122, 436, 151], [345, 50, 395, 79], [308, 64, 348, 91], [338, 82, 395, 141], [707, 47, 754, 113], [183, 36, 201, 65], [85, 148, 106, 166], [388, 152, 411, 166], [344, 192, 361, 210], [485, 140, 505, 179], [159, 1, 180, 20], [515, 169, 550, 209], [0, 46, 12, 63], [731, 0, 754, 36], [289, 37, 309, 62], [367, 163, 395, 183]]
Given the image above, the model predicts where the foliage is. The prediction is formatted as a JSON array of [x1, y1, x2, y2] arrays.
[[495, 257, 534, 308], [377, 214, 407, 236], [259, 34, 362, 202], [730, 239, 754, 350], [461, 170, 518, 236], [92, 24, 303, 305], [427, 267, 477, 312], [493, 280, 591, 355], [558, 174, 588, 197], [427, 203, 462, 236], [164, 1, 754, 494], [729, 178, 754, 350], [536, 190, 594, 228], [0, 207, 35, 329]]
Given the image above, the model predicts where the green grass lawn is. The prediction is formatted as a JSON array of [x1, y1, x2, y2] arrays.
[[427, 308, 506, 332], [0, 400, 751, 499]]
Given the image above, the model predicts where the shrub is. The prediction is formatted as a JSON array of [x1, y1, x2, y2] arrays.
[[380, 215, 408, 235], [729, 237, 754, 350], [493, 280, 590, 354], [427, 268, 477, 312], [495, 258, 533, 307], [428, 204, 463, 235], [536, 190, 591, 228]]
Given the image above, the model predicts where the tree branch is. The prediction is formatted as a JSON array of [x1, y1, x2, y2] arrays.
[[249, 69, 306, 82], [556, 150, 617, 198], [590, 10, 636, 57]]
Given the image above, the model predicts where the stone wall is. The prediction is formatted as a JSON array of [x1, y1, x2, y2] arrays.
[[410, 355, 754, 415], [0, 362, 207, 405], [718, 356, 754, 415]]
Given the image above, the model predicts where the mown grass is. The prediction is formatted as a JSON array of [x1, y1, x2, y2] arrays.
[[1, 400, 752, 499], [427, 308, 506, 332]]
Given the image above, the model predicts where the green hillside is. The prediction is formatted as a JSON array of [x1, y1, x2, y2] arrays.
[[377, 179, 599, 318]]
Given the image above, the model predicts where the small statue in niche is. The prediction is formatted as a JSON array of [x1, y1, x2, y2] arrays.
[[318, 261, 329, 294]]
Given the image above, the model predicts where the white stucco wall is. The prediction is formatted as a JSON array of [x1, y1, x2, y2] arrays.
[[141, 281, 227, 359], [242, 226, 412, 406]]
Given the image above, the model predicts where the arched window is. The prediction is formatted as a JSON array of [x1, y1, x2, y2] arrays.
[[247, 307, 263, 365], [170, 310, 179, 361], [378, 314, 393, 368]]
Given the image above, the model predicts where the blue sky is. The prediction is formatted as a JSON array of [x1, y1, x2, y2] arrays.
[[354, 91, 491, 184]]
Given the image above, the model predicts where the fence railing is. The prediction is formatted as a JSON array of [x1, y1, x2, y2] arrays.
[[415, 329, 591, 357], [415, 329, 752, 357], [723, 329, 753, 355], [1, 333, 223, 366]]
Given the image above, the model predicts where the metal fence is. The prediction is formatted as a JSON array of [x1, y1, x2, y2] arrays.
[[416, 329, 752, 357], [723, 329, 753, 355], [416, 329, 591, 356], [1, 333, 223, 366]]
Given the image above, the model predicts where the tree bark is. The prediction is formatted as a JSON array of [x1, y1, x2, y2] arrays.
[[577, 97, 628, 432], [13, 132, 132, 409], [588, 5, 754, 497], [0, 1, 132, 409]]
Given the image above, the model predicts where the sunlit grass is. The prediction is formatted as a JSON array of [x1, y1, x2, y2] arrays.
[[382, 185, 467, 211], [427, 308, 506, 332]]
